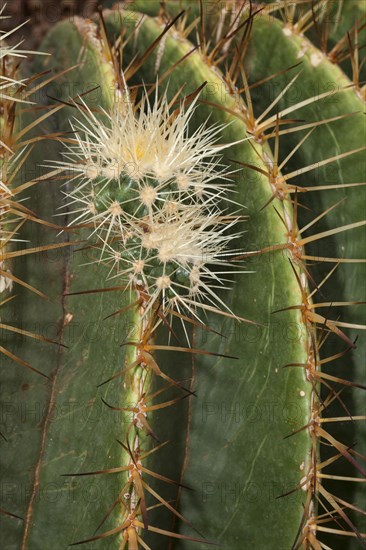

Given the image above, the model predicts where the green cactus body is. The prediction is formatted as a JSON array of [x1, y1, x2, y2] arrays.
[[1, 18, 142, 549], [245, 14, 366, 543], [121, 5, 366, 545], [1, 2, 365, 549], [104, 8, 314, 548], [308, 0, 366, 57], [0, 15, 78, 532], [2, 7, 313, 549]]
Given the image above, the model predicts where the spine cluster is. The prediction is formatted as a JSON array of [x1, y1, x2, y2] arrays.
[[51, 86, 245, 315], [0, 14, 26, 294]]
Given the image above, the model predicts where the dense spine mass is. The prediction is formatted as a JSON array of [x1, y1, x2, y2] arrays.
[[49, 89, 245, 314]]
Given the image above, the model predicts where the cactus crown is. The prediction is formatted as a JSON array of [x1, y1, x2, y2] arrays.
[[51, 85, 247, 315]]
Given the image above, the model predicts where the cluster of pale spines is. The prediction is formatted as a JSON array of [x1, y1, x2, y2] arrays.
[[52, 83, 245, 314], [0, 9, 37, 105], [0, 10, 31, 293], [1, 8, 37, 185]]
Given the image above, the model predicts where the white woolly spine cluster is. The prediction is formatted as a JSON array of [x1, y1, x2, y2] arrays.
[[51, 81, 246, 314]]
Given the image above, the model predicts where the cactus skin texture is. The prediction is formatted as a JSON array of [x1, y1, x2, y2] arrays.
[[0, 2, 365, 549]]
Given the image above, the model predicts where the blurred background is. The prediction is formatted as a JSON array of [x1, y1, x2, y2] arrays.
[[2, 0, 101, 47]]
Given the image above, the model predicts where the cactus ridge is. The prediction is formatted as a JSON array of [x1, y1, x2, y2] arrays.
[[259, 0, 366, 99], [0, 13, 73, 523], [192, 3, 366, 546], [63, 295, 222, 548], [103, 4, 366, 547], [44, 18, 253, 548], [1, 17, 68, 373], [196, 3, 366, 547]]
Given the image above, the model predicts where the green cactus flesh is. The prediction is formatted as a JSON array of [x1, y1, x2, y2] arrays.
[[107, 2, 366, 545], [0, 2, 365, 549], [245, 14, 366, 545]]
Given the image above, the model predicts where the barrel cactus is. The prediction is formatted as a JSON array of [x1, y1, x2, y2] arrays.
[[1, 1, 365, 549]]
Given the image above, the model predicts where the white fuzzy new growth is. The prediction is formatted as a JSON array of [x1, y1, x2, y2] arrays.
[[53, 90, 234, 200], [53, 80, 247, 316]]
